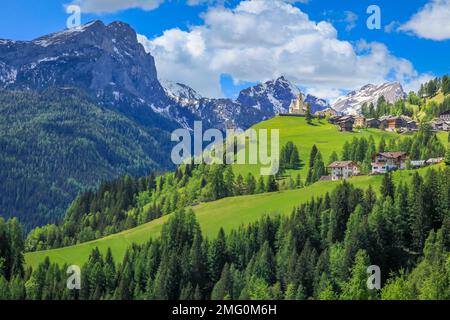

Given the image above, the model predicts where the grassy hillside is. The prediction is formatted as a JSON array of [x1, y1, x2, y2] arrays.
[[410, 91, 448, 121], [25, 166, 436, 269], [232, 116, 397, 179]]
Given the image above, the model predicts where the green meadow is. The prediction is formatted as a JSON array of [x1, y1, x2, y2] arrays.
[[232, 116, 397, 179], [25, 166, 436, 270], [24, 115, 445, 269]]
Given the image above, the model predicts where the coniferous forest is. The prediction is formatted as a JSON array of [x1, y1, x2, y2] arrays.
[[1, 167, 449, 300], [1, 4, 450, 305]]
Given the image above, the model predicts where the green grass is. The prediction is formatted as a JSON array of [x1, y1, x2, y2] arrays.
[[231, 116, 397, 179], [437, 131, 449, 146], [25, 166, 434, 270], [24, 116, 441, 269]]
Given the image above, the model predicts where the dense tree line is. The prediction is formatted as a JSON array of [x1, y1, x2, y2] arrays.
[[361, 75, 449, 120], [339, 127, 445, 173], [306, 145, 326, 184], [0, 218, 24, 281], [1, 167, 449, 300], [361, 96, 414, 119], [279, 142, 301, 171], [25, 161, 288, 251], [418, 77, 444, 98]]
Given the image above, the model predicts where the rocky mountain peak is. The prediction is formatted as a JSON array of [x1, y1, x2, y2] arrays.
[[0, 20, 167, 107], [332, 81, 406, 115]]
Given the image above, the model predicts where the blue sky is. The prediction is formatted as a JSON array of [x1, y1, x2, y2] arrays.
[[0, 0, 448, 100]]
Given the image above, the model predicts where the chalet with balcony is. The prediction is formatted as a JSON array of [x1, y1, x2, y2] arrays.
[[440, 110, 450, 122], [431, 119, 450, 131], [379, 115, 415, 131], [371, 152, 408, 174], [328, 161, 360, 181]]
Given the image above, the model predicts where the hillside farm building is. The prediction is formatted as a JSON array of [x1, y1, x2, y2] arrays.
[[328, 161, 360, 181], [371, 152, 408, 174], [440, 110, 450, 122]]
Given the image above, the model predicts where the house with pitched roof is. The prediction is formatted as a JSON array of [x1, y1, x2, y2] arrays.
[[371, 152, 408, 174], [328, 161, 360, 181], [440, 110, 450, 122]]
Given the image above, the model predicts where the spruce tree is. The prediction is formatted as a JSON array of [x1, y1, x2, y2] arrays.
[[309, 145, 318, 168], [445, 143, 450, 166], [380, 172, 395, 199]]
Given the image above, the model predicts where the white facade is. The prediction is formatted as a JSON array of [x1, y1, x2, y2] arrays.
[[329, 162, 360, 181], [371, 153, 407, 174]]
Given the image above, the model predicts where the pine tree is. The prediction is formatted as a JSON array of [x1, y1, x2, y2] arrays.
[[245, 173, 256, 195], [309, 145, 318, 168], [208, 229, 227, 284], [295, 174, 302, 188], [380, 172, 395, 199], [328, 151, 338, 165], [342, 141, 351, 161], [445, 143, 450, 166], [340, 250, 375, 300], [211, 263, 233, 300], [223, 166, 235, 197], [311, 152, 326, 183], [234, 174, 245, 196], [253, 242, 276, 284], [256, 176, 265, 194], [378, 137, 386, 153], [266, 175, 278, 192], [305, 103, 313, 123], [442, 75, 450, 95], [289, 146, 300, 169]]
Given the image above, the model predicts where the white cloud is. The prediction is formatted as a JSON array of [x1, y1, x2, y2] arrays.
[[70, 0, 164, 13], [344, 11, 358, 32], [399, 0, 450, 41], [384, 21, 400, 33], [138, 0, 430, 99], [403, 73, 435, 93]]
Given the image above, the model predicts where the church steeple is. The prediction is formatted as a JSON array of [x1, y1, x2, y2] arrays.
[[289, 93, 307, 115]]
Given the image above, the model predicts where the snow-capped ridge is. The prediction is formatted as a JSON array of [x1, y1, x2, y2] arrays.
[[332, 82, 406, 115]]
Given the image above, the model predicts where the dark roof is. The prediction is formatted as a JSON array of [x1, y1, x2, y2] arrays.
[[328, 161, 357, 168], [378, 152, 407, 159], [440, 110, 450, 116], [319, 175, 332, 181]]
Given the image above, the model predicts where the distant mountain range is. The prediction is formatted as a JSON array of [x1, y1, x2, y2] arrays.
[[0, 20, 330, 227], [0, 20, 329, 131], [0, 20, 412, 227], [331, 82, 406, 115], [157, 76, 330, 130]]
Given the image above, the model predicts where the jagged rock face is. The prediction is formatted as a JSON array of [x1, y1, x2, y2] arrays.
[[0, 21, 329, 131], [158, 76, 329, 130], [332, 82, 406, 115], [0, 21, 169, 107], [236, 76, 301, 114]]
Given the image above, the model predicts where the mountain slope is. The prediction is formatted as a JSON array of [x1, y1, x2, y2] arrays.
[[24, 116, 404, 268], [0, 88, 175, 228], [332, 82, 406, 115], [25, 165, 439, 269], [232, 116, 397, 179], [0, 21, 329, 228], [158, 76, 330, 130]]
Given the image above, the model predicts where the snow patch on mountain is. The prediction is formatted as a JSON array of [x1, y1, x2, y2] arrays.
[[160, 79, 202, 106], [332, 82, 406, 115]]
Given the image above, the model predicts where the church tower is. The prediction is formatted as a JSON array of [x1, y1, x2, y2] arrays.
[[289, 93, 307, 115]]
